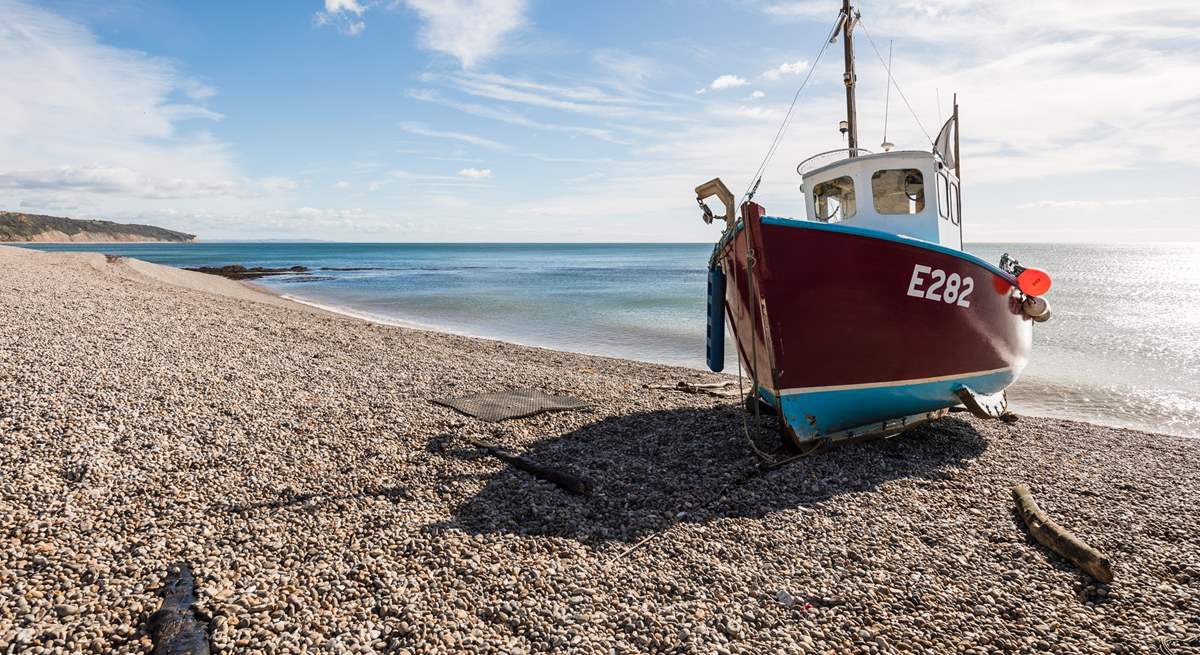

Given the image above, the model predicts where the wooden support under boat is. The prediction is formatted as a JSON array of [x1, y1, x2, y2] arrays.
[[1012, 484, 1114, 583]]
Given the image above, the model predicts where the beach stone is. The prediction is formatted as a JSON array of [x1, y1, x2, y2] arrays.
[[54, 604, 79, 617], [776, 590, 796, 608]]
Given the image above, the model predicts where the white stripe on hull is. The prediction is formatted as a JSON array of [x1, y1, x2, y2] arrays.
[[773, 366, 1015, 396]]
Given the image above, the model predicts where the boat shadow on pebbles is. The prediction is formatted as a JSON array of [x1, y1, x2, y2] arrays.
[[442, 409, 988, 545]]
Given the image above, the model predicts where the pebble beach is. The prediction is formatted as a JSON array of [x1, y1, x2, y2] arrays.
[[1, 243, 1198, 654]]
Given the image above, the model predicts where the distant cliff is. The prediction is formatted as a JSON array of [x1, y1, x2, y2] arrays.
[[0, 212, 196, 243]]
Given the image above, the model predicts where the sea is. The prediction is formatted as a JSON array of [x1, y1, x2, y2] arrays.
[[21, 241, 1200, 438]]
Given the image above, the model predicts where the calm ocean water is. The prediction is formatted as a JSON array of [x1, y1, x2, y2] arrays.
[[22, 241, 1200, 438]]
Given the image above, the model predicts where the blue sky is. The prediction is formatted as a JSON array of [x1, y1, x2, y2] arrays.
[[2, 0, 1199, 241]]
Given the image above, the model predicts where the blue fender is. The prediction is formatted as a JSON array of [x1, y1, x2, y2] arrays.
[[707, 266, 726, 372]]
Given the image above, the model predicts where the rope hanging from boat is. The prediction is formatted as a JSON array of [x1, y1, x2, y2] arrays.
[[734, 346, 776, 461], [741, 9, 847, 201], [735, 348, 819, 468], [856, 18, 933, 144]]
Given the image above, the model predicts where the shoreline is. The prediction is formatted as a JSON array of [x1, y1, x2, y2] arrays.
[[2, 244, 1198, 652], [255, 273, 1192, 440], [8, 242, 1197, 438], [0, 239, 196, 244]]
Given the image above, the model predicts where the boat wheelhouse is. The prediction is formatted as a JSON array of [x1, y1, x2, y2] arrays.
[[799, 149, 962, 249]]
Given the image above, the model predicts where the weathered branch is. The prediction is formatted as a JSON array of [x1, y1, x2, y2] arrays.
[[467, 438, 592, 496], [1012, 484, 1113, 583], [645, 381, 739, 397]]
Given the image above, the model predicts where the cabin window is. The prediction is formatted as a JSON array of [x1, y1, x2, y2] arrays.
[[937, 173, 950, 219], [871, 169, 925, 214], [949, 181, 960, 225], [813, 176, 856, 222]]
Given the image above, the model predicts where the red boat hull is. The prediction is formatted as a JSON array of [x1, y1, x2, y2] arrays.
[[719, 203, 1033, 441]]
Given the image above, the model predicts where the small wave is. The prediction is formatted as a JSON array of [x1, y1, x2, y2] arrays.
[[1008, 377, 1200, 438], [271, 275, 337, 283]]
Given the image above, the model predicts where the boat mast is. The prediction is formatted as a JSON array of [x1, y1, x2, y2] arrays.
[[953, 94, 961, 180], [841, 0, 859, 156]]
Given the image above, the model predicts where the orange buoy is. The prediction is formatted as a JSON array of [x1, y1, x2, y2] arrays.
[[1017, 267, 1052, 296]]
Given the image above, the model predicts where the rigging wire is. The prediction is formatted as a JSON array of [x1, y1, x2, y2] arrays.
[[742, 9, 847, 200], [857, 18, 934, 144]]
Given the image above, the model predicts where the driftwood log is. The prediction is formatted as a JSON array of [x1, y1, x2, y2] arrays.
[[148, 563, 210, 655], [1012, 484, 1114, 583], [467, 438, 592, 496], [645, 381, 738, 397]]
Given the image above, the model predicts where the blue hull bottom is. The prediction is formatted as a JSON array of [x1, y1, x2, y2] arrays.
[[764, 368, 1017, 440]]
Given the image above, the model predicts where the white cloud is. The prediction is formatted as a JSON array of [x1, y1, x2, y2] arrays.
[[442, 71, 667, 120], [314, 0, 368, 35], [709, 75, 749, 90], [398, 121, 508, 150], [161, 104, 225, 122], [1018, 197, 1199, 210], [400, 0, 527, 69], [326, 0, 365, 13], [334, 180, 352, 189], [732, 105, 785, 121], [85, 205, 422, 240], [457, 167, 492, 179], [749, 90, 766, 99], [254, 206, 411, 236], [0, 0, 258, 216], [406, 88, 619, 142], [181, 80, 218, 100], [0, 165, 298, 199], [761, 2, 829, 21], [386, 170, 492, 186], [258, 176, 298, 192], [0, 166, 145, 194], [762, 60, 809, 80], [591, 50, 661, 86], [19, 196, 83, 212]]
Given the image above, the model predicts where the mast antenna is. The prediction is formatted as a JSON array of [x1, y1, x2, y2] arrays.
[[881, 39, 894, 151], [841, 0, 859, 156]]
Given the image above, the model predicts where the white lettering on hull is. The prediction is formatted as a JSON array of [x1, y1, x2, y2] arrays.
[[907, 264, 974, 307]]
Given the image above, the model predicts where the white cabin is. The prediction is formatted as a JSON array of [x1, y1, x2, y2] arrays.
[[799, 149, 962, 248]]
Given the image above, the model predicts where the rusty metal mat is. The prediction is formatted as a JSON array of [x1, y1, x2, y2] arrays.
[[431, 388, 589, 423]]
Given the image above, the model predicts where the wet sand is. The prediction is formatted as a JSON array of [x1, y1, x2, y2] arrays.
[[1, 244, 1197, 654]]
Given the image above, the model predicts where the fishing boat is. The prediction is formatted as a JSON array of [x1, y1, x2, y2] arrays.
[[696, 0, 1053, 448]]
